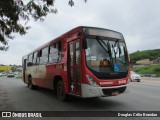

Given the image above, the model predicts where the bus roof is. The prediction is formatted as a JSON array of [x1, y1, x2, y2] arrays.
[[23, 26, 123, 57]]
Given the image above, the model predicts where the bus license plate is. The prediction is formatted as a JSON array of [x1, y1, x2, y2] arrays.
[[112, 91, 119, 96]]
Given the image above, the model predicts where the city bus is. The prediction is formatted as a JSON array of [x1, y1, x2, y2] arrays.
[[22, 26, 130, 100]]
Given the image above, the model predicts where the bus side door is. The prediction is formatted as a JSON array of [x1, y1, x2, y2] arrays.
[[68, 40, 81, 95]]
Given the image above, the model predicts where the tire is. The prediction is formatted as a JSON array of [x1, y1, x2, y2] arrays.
[[57, 80, 66, 101], [28, 76, 37, 90]]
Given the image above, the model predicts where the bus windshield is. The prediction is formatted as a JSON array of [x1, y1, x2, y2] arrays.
[[85, 38, 128, 73]]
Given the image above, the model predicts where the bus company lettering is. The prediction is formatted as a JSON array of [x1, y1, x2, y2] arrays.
[[100, 81, 113, 85]]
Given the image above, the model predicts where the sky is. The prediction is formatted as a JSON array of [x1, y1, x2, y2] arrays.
[[0, 0, 160, 65]]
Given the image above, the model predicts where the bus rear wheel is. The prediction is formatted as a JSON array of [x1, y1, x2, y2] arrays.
[[28, 76, 37, 90], [57, 80, 66, 101]]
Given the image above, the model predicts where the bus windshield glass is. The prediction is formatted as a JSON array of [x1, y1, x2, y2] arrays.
[[85, 38, 128, 73]]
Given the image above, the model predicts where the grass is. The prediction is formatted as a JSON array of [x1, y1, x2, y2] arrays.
[[129, 49, 160, 64], [131, 64, 160, 77]]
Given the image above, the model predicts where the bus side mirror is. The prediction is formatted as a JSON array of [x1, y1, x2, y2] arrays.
[[82, 37, 87, 49]]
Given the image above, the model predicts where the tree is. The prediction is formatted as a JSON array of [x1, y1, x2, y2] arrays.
[[0, 0, 87, 51]]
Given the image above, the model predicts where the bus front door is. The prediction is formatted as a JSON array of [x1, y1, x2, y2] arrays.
[[68, 40, 81, 95]]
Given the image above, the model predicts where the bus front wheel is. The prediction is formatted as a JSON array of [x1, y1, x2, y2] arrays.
[[57, 80, 66, 101]]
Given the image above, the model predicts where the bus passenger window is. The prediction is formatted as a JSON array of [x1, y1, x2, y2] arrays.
[[49, 41, 61, 63], [58, 41, 61, 61], [33, 52, 38, 65], [27, 54, 33, 66], [37, 50, 42, 64], [39, 47, 49, 64], [76, 41, 80, 65]]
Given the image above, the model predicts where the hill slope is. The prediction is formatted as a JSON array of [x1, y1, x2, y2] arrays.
[[129, 49, 160, 64], [131, 64, 160, 77]]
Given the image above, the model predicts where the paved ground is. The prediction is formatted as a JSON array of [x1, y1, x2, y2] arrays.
[[0, 77, 160, 120]]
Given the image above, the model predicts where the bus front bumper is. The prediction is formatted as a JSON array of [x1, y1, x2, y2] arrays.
[[81, 83, 127, 98]]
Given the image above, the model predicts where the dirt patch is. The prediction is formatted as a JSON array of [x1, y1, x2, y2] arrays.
[[142, 77, 160, 82]]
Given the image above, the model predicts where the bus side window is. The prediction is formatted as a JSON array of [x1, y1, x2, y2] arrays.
[[27, 54, 33, 66], [58, 41, 61, 61], [39, 47, 49, 64], [33, 52, 38, 65], [37, 50, 42, 65], [49, 41, 61, 63]]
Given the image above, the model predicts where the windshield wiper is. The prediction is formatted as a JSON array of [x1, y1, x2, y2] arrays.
[[112, 40, 127, 64], [95, 37, 113, 66], [112, 39, 121, 62], [96, 37, 109, 54]]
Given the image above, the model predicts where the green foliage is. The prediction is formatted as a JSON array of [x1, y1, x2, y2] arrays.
[[153, 67, 160, 73], [130, 49, 160, 64], [131, 64, 160, 77], [0, 0, 87, 51]]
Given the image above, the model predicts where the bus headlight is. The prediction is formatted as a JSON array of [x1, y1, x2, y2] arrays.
[[86, 74, 99, 87]]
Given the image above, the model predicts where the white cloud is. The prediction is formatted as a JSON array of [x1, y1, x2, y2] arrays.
[[0, 0, 160, 65]]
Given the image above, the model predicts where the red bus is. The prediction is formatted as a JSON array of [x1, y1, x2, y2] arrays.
[[22, 26, 130, 100]]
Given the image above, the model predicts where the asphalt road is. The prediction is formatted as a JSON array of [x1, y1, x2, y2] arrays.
[[0, 77, 160, 120]]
